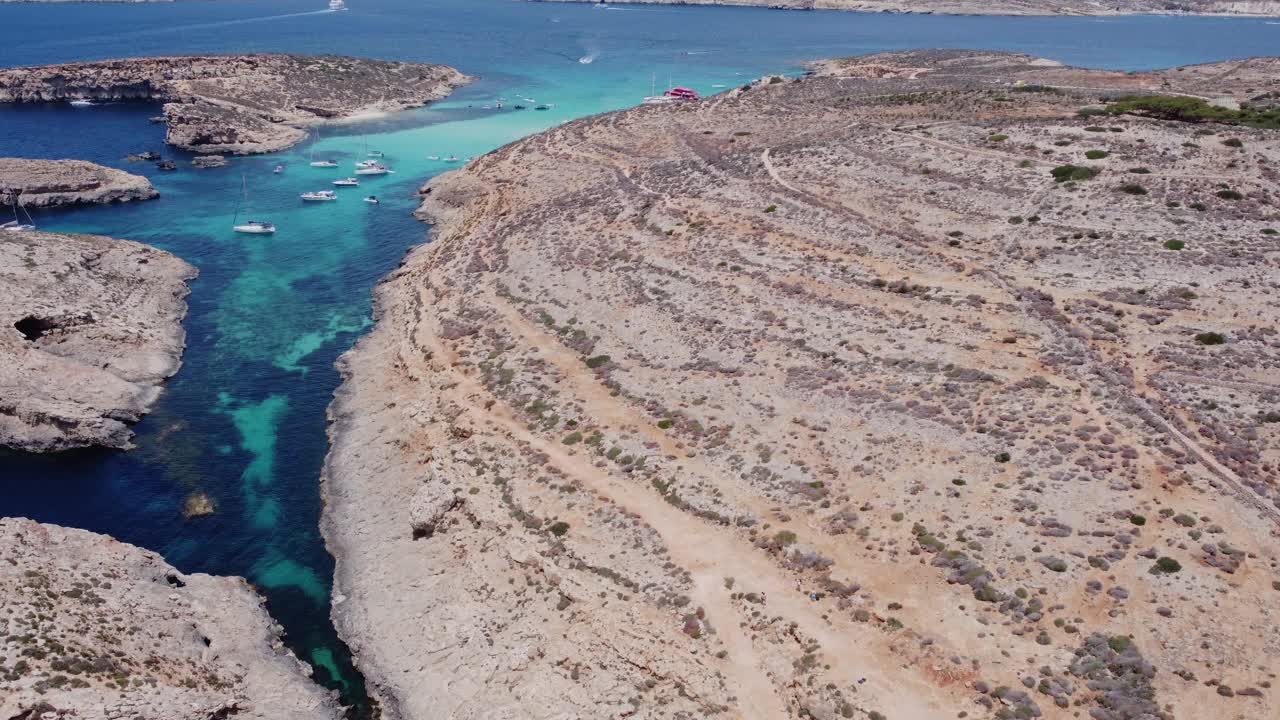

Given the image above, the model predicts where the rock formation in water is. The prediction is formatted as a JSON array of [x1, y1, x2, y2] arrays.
[[0, 55, 470, 155], [0, 230, 196, 452], [541, 0, 1280, 16], [0, 158, 158, 208], [323, 50, 1280, 719], [0, 517, 342, 719]]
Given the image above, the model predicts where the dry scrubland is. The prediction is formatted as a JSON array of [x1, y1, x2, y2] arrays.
[[324, 51, 1280, 719]]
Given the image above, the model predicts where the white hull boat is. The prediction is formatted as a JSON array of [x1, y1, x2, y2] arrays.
[[332, 177, 360, 186], [301, 190, 338, 202], [309, 160, 338, 168]]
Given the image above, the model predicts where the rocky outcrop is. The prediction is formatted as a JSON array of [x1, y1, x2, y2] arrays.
[[0, 230, 196, 452], [539, 0, 1280, 16], [0, 54, 470, 155], [324, 50, 1280, 719], [0, 158, 157, 208], [0, 517, 341, 720]]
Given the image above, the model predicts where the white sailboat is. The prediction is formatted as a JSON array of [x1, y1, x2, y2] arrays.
[[355, 163, 391, 176], [232, 174, 276, 234], [309, 127, 338, 168], [3, 192, 36, 233]]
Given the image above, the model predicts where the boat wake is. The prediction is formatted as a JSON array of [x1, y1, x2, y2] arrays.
[[578, 52, 599, 64]]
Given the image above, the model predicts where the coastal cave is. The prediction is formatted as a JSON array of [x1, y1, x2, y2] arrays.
[[13, 315, 57, 341]]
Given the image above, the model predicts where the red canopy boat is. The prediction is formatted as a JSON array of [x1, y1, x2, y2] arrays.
[[665, 87, 700, 101]]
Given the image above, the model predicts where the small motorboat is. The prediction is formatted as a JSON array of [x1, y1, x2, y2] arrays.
[[68, 99, 94, 107], [534, 104, 550, 111], [301, 190, 338, 202], [309, 160, 338, 168], [363, 196, 379, 204], [354, 159, 380, 168], [426, 155, 440, 160], [367, 150, 384, 158], [443, 155, 459, 163], [328, 0, 346, 10], [234, 221, 276, 234], [332, 177, 360, 186], [273, 164, 285, 174], [513, 104, 527, 110]]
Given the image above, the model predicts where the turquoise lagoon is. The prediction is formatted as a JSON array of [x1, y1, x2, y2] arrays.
[[1, 0, 1277, 708]]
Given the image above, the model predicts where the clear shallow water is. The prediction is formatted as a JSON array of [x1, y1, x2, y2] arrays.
[[0, 0, 1276, 710]]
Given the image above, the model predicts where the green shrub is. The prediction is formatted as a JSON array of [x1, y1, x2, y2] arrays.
[[995, 452, 1011, 463], [1129, 514, 1146, 526], [1051, 164, 1098, 182], [1164, 239, 1185, 250], [549, 521, 570, 537], [1190, 202, 1207, 211], [1127, 167, 1151, 174], [1085, 149, 1109, 159], [774, 530, 797, 546], [657, 419, 674, 429], [1195, 332, 1226, 345], [1216, 189, 1243, 200], [1152, 556, 1182, 574], [1173, 513, 1197, 527], [585, 354, 611, 368], [1105, 95, 1280, 129], [1222, 138, 1244, 148], [763, 205, 777, 213], [1108, 636, 1132, 652], [1261, 228, 1277, 235], [1117, 183, 1148, 195], [562, 431, 583, 445], [1008, 216, 1024, 225], [1084, 126, 1108, 132], [988, 133, 1009, 142]]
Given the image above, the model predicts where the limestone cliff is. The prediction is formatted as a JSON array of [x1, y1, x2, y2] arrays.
[[0, 158, 158, 208], [0, 55, 470, 155], [0, 230, 196, 452], [0, 517, 342, 720]]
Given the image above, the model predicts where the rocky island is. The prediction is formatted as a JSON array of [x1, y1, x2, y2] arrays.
[[0, 517, 341, 719], [0, 158, 158, 208], [324, 50, 1279, 719], [544, 0, 1280, 16], [1, 229, 196, 452], [0, 55, 470, 155]]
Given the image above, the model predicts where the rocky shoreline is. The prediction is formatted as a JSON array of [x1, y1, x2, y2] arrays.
[[538, 0, 1280, 16], [323, 50, 1280, 719], [0, 157, 158, 208], [0, 55, 470, 155], [0, 517, 342, 719], [1, 229, 196, 452]]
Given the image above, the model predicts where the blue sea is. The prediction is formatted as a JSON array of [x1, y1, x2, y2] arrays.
[[1, 0, 1275, 710]]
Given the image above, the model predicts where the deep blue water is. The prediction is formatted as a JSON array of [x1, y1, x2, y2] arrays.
[[1, 0, 1276, 710]]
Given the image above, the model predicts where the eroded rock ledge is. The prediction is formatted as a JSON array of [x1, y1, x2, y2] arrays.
[[0, 230, 196, 452], [324, 50, 1279, 720], [0, 157, 158, 208], [0, 517, 342, 720], [0, 54, 470, 155]]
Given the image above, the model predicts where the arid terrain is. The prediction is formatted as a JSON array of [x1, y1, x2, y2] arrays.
[[0, 158, 158, 208], [0, 517, 341, 719], [1, 229, 196, 452], [544, 0, 1280, 16], [0, 55, 468, 154], [323, 50, 1280, 719]]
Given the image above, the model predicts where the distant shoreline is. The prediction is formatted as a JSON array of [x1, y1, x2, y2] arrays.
[[532, 0, 1280, 18]]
